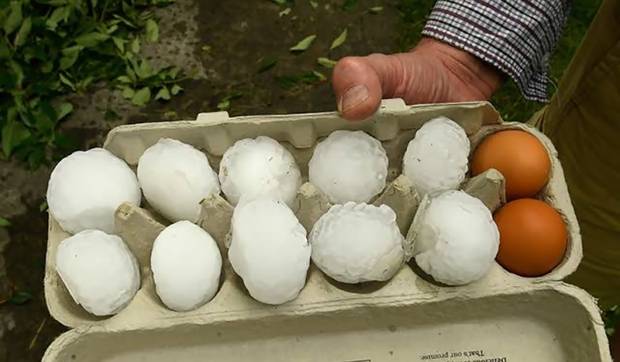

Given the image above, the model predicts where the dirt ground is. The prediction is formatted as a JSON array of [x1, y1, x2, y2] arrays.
[[0, 0, 416, 360]]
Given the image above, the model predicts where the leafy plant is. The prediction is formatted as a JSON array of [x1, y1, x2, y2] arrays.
[[604, 305, 620, 336], [0, 0, 181, 168]]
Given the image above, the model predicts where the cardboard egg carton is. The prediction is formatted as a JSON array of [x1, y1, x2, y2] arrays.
[[43, 100, 611, 361]]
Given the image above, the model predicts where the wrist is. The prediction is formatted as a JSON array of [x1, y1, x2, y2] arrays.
[[413, 37, 504, 99]]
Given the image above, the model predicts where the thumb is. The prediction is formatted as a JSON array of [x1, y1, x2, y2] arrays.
[[332, 53, 407, 121]]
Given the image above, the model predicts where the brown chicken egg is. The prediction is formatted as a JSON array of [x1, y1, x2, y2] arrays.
[[494, 199, 568, 277], [471, 130, 551, 200]]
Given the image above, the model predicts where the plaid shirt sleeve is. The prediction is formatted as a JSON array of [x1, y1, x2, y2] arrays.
[[422, 0, 571, 102]]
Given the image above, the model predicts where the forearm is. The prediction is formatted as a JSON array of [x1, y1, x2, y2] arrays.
[[422, 0, 571, 101]]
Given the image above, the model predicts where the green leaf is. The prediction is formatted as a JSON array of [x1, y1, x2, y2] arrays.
[[75, 32, 110, 47], [130, 37, 140, 54], [312, 70, 326, 81], [279, 8, 291, 17], [112, 37, 125, 53], [59, 73, 75, 90], [116, 75, 132, 84], [257, 57, 278, 73], [342, 0, 358, 11], [55, 102, 73, 122], [330, 28, 347, 50], [145, 19, 159, 42], [59, 46, 83, 70], [0, 40, 10, 59], [9, 291, 32, 305], [0, 217, 10, 227], [3, 2, 23, 35], [14, 16, 31, 48], [217, 99, 230, 111], [121, 86, 135, 99], [39, 200, 48, 212], [170, 84, 182, 95], [2, 118, 31, 158], [317, 57, 337, 68], [155, 87, 170, 100], [135, 59, 153, 79], [46, 6, 67, 30], [290, 35, 316, 52], [310, 1, 318, 9], [9, 61, 23, 88], [131, 87, 151, 106], [276, 71, 325, 89], [104, 109, 120, 122], [369, 6, 383, 13]]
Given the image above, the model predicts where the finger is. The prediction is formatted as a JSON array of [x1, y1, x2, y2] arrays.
[[332, 54, 407, 121]]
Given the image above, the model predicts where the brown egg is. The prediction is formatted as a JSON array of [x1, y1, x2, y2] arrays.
[[472, 130, 551, 200], [494, 199, 568, 277]]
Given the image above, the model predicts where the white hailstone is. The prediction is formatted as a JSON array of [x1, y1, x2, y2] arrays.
[[413, 190, 499, 286], [403, 117, 470, 197], [309, 130, 389, 204], [47, 148, 141, 234], [219, 136, 302, 207], [137, 138, 220, 223], [55, 230, 140, 316], [151, 221, 222, 312], [229, 198, 310, 305], [310, 202, 405, 283]]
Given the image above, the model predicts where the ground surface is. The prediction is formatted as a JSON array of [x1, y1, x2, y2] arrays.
[[0, 0, 602, 360]]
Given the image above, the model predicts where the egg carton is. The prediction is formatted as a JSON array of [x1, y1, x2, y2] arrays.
[[43, 99, 611, 361]]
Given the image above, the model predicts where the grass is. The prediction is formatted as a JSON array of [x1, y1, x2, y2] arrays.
[[396, 0, 603, 123]]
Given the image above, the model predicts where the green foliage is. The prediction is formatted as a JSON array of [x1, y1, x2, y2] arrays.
[[0, 0, 180, 167], [604, 305, 620, 336], [8, 290, 33, 305]]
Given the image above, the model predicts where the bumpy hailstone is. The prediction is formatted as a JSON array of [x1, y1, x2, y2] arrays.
[[151, 221, 222, 312], [309, 130, 388, 204], [310, 202, 405, 283], [137, 138, 220, 223], [413, 190, 499, 286], [55, 230, 140, 316], [403, 117, 470, 196], [219, 136, 302, 207], [47, 148, 141, 234], [229, 198, 310, 305]]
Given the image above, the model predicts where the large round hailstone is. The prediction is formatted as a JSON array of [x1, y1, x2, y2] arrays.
[[403, 117, 470, 197], [413, 190, 499, 286], [55, 230, 140, 316], [229, 198, 310, 305], [310, 202, 405, 283], [137, 138, 220, 223], [219, 136, 302, 207], [47, 148, 141, 234], [151, 221, 222, 312], [309, 131, 388, 204]]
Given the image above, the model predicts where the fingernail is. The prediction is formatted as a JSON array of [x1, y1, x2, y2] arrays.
[[338, 85, 369, 113]]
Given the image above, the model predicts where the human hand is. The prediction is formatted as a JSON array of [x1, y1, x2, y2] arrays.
[[332, 37, 504, 121]]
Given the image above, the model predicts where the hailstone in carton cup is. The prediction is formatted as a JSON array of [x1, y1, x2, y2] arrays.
[[55, 230, 140, 316], [229, 198, 311, 305], [310, 202, 405, 283], [219, 136, 302, 208], [412, 190, 499, 286], [151, 221, 222, 312], [47, 148, 141, 234], [137, 138, 220, 223], [309, 130, 388, 204], [403, 117, 470, 197]]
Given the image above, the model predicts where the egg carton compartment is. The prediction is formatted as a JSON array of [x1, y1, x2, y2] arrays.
[[45, 100, 582, 332], [43, 283, 610, 362]]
